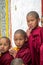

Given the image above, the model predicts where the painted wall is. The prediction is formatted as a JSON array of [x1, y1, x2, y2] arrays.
[[11, 0, 41, 47]]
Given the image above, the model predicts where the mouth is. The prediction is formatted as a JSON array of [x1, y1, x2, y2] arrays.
[[29, 26, 33, 30], [17, 45, 21, 48], [1, 50, 5, 53]]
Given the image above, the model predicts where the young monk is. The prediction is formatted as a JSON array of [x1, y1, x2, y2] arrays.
[[40, 44, 43, 65], [11, 58, 25, 65], [40, 16, 43, 65], [0, 37, 14, 65], [9, 29, 32, 65], [26, 11, 43, 65]]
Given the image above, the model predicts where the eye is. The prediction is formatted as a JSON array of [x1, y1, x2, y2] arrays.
[[31, 20, 34, 21], [19, 38, 23, 40], [14, 39, 18, 41], [27, 20, 29, 23], [4, 43, 8, 46], [0, 43, 2, 46], [41, 22, 43, 24]]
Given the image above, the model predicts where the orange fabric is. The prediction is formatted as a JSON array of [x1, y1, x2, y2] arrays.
[[13, 47, 19, 51]]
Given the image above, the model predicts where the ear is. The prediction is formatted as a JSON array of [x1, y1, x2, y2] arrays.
[[9, 44, 12, 49], [38, 18, 40, 23], [25, 37, 28, 42]]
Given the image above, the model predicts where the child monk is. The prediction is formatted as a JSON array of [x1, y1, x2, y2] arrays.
[[26, 11, 43, 65], [9, 29, 32, 65], [0, 37, 14, 65]]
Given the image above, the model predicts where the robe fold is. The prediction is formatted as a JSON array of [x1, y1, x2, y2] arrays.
[[15, 42, 32, 65], [0, 51, 14, 65], [28, 27, 43, 65]]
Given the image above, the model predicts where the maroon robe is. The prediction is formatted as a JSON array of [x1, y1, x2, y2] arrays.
[[28, 27, 43, 65], [15, 42, 32, 65], [40, 44, 43, 65], [0, 51, 14, 65]]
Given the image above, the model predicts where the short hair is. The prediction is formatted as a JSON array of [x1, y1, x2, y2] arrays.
[[26, 11, 39, 19], [11, 58, 24, 65], [14, 29, 27, 39], [0, 36, 11, 46]]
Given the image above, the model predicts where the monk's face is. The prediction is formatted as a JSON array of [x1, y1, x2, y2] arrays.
[[0, 38, 10, 53], [14, 33, 25, 48], [26, 15, 39, 30], [41, 17, 43, 27]]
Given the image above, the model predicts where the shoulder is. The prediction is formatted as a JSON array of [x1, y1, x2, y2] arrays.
[[39, 27, 43, 36], [31, 27, 43, 36], [39, 27, 43, 39], [19, 46, 30, 54], [0, 52, 14, 65], [3, 51, 14, 60], [40, 27, 43, 32]]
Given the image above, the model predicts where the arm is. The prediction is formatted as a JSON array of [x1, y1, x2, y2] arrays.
[[26, 28, 32, 37], [9, 47, 18, 58]]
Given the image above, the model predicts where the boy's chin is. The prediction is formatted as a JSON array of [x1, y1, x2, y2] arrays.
[[1, 51, 7, 53], [17, 46, 22, 48]]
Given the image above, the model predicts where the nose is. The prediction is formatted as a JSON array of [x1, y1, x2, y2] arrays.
[[28, 21, 32, 27], [17, 40, 20, 44], [29, 21, 32, 25], [17, 40, 20, 45], [1, 45, 4, 49]]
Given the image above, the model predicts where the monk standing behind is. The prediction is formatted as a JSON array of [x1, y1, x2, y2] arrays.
[[40, 16, 43, 65], [26, 11, 43, 65]]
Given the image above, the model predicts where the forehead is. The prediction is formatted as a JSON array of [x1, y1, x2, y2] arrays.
[[0, 38, 7, 42], [27, 13, 36, 17], [27, 15, 36, 20], [14, 33, 24, 38]]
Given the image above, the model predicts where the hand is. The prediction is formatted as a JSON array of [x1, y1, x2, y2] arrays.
[[9, 48, 17, 58], [26, 28, 32, 37]]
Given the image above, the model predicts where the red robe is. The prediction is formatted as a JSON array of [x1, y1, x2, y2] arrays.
[[40, 44, 43, 65], [15, 42, 32, 65], [28, 27, 43, 65], [0, 51, 14, 65]]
